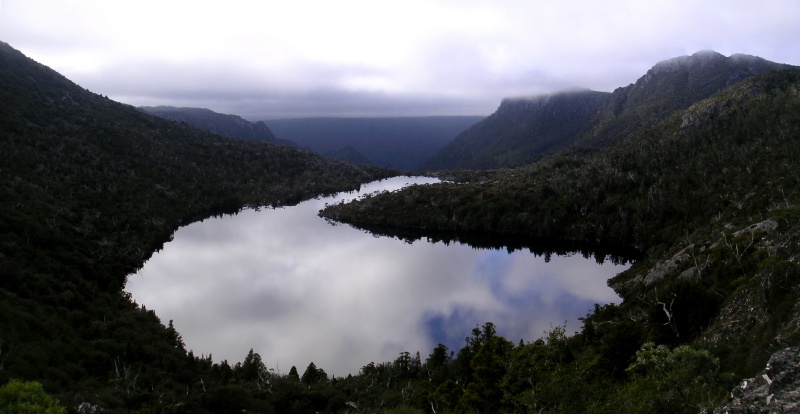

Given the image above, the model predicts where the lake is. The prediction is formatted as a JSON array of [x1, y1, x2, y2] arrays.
[[125, 176, 630, 376]]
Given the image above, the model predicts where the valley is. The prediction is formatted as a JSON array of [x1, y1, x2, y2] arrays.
[[2, 40, 799, 413]]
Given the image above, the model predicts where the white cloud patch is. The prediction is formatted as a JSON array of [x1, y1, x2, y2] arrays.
[[2, 0, 798, 118]]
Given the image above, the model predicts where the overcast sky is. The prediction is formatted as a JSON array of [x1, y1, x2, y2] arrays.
[[2, 1, 798, 119]]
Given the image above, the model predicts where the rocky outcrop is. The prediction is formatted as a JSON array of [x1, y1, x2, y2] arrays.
[[714, 347, 800, 413], [611, 217, 782, 296]]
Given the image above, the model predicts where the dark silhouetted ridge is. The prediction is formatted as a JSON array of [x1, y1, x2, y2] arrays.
[[139, 105, 294, 145]]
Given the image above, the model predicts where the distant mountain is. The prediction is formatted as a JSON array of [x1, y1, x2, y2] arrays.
[[265, 116, 484, 170], [422, 90, 610, 170], [139, 105, 294, 146], [325, 145, 372, 165], [424, 51, 790, 170]]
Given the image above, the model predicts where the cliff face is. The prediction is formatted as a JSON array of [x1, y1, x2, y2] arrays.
[[423, 89, 610, 169]]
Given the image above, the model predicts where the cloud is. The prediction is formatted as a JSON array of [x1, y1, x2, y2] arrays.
[[3, 0, 799, 118]]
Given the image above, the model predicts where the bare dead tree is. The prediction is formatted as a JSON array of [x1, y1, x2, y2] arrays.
[[655, 288, 679, 338], [113, 356, 140, 395], [637, 288, 679, 337]]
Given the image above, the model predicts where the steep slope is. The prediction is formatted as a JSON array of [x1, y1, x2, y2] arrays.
[[265, 116, 484, 170], [0, 41, 392, 410], [422, 89, 610, 170], [139, 105, 294, 145], [424, 51, 789, 170]]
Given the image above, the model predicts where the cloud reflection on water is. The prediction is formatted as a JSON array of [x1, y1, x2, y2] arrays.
[[126, 176, 628, 376]]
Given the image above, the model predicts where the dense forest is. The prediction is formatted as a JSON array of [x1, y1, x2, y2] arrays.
[[2, 39, 799, 413]]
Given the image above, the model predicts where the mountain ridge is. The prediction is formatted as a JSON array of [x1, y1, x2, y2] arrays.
[[587, 50, 790, 146], [424, 51, 791, 170], [422, 89, 610, 169], [139, 105, 294, 146]]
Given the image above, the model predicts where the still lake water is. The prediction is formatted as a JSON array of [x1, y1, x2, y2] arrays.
[[126, 176, 630, 376]]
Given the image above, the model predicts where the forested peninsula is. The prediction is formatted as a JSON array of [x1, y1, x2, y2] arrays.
[[2, 40, 799, 413]]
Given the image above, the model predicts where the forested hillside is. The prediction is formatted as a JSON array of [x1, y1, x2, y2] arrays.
[[425, 51, 789, 170], [0, 41, 394, 412]]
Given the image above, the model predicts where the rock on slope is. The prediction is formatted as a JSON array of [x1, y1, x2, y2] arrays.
[[715, 347, 800, 413]]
